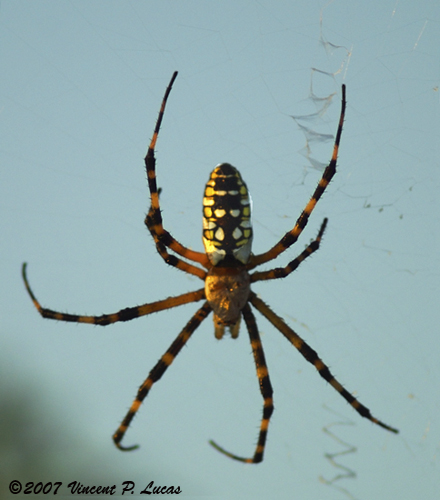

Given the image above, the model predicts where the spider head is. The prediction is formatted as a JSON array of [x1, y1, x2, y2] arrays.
[[205, 267, 250, 340]]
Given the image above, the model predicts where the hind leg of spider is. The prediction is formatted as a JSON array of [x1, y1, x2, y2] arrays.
[[251, 218, 327, 282], [248, 85, 346, 270], [113, 301, 212, 450], [145, 71, 210, 271], [209, 303, 274, 463], [22, 262, 205, 325], [249, 292, 399, 434], [146, 201, 210, 270]]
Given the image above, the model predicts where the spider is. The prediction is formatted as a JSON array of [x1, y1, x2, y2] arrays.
[[22, 71, 398, 464]]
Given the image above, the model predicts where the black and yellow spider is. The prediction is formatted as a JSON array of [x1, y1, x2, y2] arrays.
[[22, 71, 398, 464]]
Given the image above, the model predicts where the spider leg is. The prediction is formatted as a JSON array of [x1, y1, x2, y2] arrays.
[[248, 85, 346, 270], [113, 301, 212, 450], [146, 204, 210, 270], [209, 302, 274, 463], [22, 262, 205, 325], [249, 291, 399, 434], [251, 218, 327, 283], [145, 71, 210, 275]]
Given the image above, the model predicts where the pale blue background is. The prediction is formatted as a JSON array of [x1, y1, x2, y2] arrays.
[[1, 1, 439, 499]]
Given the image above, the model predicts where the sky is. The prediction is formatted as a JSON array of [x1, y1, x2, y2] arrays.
[[1, 1, 439, 499]]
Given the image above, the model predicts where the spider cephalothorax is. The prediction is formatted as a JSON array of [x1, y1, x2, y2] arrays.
[[205, 266, 250, 339], [22, 71, 398, 464]]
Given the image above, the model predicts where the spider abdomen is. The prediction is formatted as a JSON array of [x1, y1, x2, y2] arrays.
[[202, 163, 253, 266]]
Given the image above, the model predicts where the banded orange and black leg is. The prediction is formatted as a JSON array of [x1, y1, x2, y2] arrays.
[[22, 262, 205, 326], [114, 301, 212, 450], [144, 71, 210, 273], [249, 292, 399, 434], [249, 85, 346, 269], [251, 218, 327, 283], [209, 303, 274, 463]]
